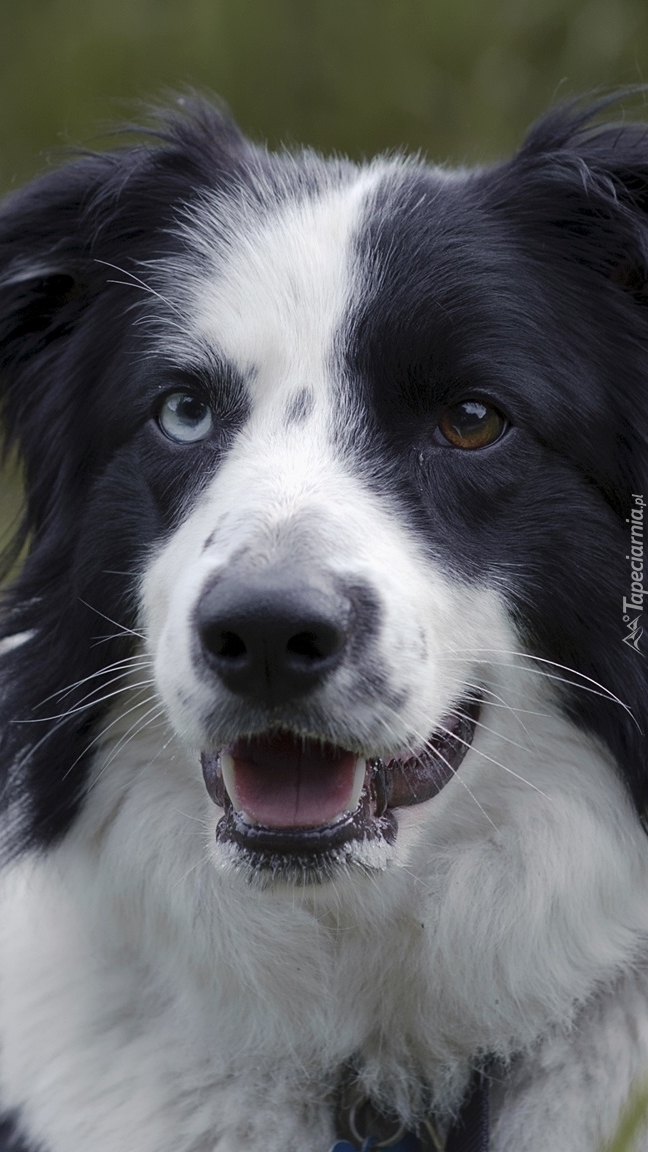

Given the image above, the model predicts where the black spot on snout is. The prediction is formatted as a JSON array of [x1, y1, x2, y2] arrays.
[[203, 516, 228, 553]]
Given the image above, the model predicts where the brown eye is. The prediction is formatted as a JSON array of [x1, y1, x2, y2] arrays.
[[435, 400, 508, 450]]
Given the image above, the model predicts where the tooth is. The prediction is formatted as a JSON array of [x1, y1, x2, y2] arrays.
[[219, 752, 240, 809], [346, 757, 367, 813], [219, 752, 256, 823]]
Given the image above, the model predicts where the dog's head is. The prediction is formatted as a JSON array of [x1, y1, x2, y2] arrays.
[[2, 97, 648, 880]]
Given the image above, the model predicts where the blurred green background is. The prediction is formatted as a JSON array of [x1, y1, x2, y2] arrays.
[[2, 0, 648, 554], [3, 0, 648, 191]]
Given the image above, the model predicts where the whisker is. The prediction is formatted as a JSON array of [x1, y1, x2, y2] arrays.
[[77, 598, 145, 641], [423, 739, 500, 832], [374, 696, 549, 807], [170, 846, 215, 893], [379, 710, 501, 831], [172, 809, 211, 827], [91, 633, 146, 648], [16, 678, 156, 723], [440, 648, 637, 724], [94, 259, 185, 320], [461, 680, 550, 721], [34, 655, 152, 708], [9, 684, 149, 769], [459, 682, 542, 745], [43, 664, 152, 709], [86, 713, 177, 796], [434, 721, 551, 802], [452, 709, 538, 757], [88, 702, 167, 785], [61, 692, 161, 782], [395, 862, 436, 897]]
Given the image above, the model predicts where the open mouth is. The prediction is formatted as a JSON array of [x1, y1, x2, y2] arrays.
[[201, 695, 480, 870]]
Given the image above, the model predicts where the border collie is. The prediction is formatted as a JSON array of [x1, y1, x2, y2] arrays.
[[1, 94, 648, 1152]]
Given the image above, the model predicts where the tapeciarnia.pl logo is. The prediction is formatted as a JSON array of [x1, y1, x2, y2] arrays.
[[623, 494, 645, 655]]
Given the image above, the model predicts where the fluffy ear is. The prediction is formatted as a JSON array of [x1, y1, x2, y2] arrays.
[[515, 98, 648, 293], [491, 99, 648, 513], [0, 159, 106, 566], [0, 101, 247, 562]]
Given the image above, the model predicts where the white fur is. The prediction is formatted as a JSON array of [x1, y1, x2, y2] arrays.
[[2, 671, 648, 1150], [2, 172, 648, 1152]]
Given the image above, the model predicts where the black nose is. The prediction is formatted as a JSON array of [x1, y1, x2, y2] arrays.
[[195, 572, 348, 705]]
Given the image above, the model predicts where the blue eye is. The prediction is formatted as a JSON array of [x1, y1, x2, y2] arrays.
[[157, 392, 214, 443]]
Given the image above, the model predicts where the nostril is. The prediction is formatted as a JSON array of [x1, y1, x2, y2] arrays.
[[286, 626, 341, 664], [286, 631, 320, 661], [217, 630, 247, 660], [199, 623, 248, 662]]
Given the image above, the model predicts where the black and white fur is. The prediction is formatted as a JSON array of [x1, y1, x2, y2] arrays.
[[2, 96, 648, 1151]]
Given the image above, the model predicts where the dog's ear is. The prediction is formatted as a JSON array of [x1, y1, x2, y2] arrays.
[[0, 101, 246, 553], [0, 97, 246, 366], [568, 121, 648, 302], [504, 98, 648, 299], [494, 100, 648, 506], [0, 156, 117, 574], [0, 161, 103, 353]]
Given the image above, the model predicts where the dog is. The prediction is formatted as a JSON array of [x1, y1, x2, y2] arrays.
[[1, 92, 648, 1152]]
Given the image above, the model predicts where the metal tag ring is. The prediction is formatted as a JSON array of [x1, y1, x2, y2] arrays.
[[348, 1099, 407, 1149]]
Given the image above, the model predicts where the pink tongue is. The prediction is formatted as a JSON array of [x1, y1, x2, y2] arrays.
[[225, 733, 360, 829]]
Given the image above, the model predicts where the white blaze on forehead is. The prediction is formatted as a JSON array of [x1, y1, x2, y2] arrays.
[[143, 158, 484, 755], [182, 169, 384, 412]]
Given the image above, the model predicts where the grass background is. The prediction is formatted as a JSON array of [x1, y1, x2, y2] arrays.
[[3, 0, 648, 188]]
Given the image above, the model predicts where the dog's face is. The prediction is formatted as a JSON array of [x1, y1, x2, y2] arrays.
[[141, 170, 511, 878], [1, 99, 648, 885]]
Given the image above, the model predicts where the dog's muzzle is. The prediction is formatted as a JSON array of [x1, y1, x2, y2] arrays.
[[194, 567, 480, 872]]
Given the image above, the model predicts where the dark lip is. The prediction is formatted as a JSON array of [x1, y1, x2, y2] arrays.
[[200, 694, 481, 869]]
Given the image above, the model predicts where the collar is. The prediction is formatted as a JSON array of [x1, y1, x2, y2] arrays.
[[331, 1069, 489, 1152]]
